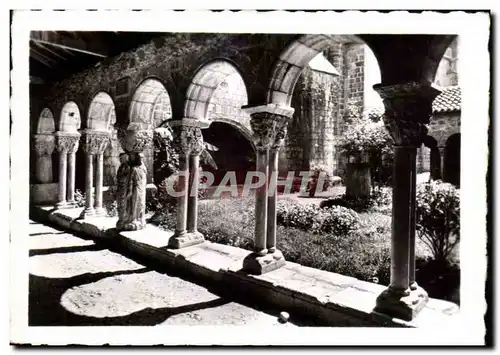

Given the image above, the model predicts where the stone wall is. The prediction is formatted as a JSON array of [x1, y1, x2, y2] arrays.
[[279, 43, 366, 176]]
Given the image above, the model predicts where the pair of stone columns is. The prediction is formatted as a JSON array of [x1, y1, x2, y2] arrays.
[[33, 134, 55, 184], [80, 130, 110, 218], [242, 105, 295, 275], [168, 119, 208, 249], [54, 131, 80, 208], [373, 81, 441, 321]]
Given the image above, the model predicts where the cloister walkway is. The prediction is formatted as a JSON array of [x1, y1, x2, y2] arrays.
[[29, 220, 306, 326], [29, 205, 459, 328]]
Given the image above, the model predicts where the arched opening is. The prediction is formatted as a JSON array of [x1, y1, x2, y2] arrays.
[[423, 135, 441, 181], [185, 60, 254, 193], [444, 133, 461, 187], [129, 78, 172, 184], [37, 108, 55, 134], [185, 60, 249, 125], [270, 35, 382, 177], [87, 92, 118, 188], [202, 121, 255, 187], [59, 102, 82, 190], [32, 108, 56, 185], [59, 101, 81, 133]]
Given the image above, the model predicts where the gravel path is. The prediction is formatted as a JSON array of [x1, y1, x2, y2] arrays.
[[28, 220, 305, 327]]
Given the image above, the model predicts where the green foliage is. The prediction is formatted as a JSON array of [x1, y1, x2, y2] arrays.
[[152, 128, 179, 187], [320, 187, 392, 214], [338, 115, 394, 187], [276, 200, 360, 236], [306, 163, 333, 196], [73, 189, 86, 208], [416, 180, 460, 262], [337, 117, 393, 158]]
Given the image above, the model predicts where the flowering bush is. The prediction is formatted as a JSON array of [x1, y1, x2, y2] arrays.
[[277, 200, 360, 235], [306, 163, 333, 196], [416, 180, 460, 262], [337, 116, 394, 187], [337, 117, 393, 158]]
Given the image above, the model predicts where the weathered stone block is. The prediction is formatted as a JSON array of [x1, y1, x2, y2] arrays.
[[30, 183, 58, 205]]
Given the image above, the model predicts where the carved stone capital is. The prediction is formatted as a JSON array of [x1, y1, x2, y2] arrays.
[[33, 134, 55, 156], [374, 82, 441, 147], [250, 112, 290, 151], [271, 116, 289, 150], [82, 130, 110, 155], [117, 128, 152, 153], [173, 126, 204, 157], [55, 132, 81, 154]]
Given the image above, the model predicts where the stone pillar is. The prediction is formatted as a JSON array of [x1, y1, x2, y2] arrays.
[[187, 154, 201, 235], [373, 82, 441, 321], [266, 118, 288, 255], [94, 152, 105, 215], [241, 105, 294, 275], [33, 134, 55, 184], [55, 132, 80, 209], [65, 134, 80, 207], [438, 146, 446, 182], [168, 120, 208, 249], [81, 130, 110, 219], [56, 149, 68, 207]]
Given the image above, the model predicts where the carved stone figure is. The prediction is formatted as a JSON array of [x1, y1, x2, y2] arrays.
[[116, 153, 131, 230], [116, 152, 147, 231]]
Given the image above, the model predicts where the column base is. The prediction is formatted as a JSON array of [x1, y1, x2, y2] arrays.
[[242, 249, 286, 275], [65, 200, 79, 209], [55, 201, 70, 210], [93, 207, 107, 217], [80, 208, 95, 219], [374, 285, 429, 321], [168, 231, 205, 249]]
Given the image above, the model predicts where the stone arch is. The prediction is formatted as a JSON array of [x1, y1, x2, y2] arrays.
[[444, 133, 461, 186], [202, 120, 256, 185], [210, 117, 256, 152], [184, 59, 249, 121], [87, 91, 116, 131], [129, 77, 171, 130], [266, 34, 372, 106], [59, 101, 81, 133], [37, 108, 55, 134], [422, 135, 441, 180]]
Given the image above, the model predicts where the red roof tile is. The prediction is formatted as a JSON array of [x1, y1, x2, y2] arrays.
[[365, 85, 461, 119]]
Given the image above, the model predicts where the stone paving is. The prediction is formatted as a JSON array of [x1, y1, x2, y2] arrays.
[[28, 220, 300, 327], [31, 206, 461, 328]]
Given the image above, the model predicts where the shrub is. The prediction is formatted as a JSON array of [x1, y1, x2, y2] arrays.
[[74, 189, 86, 208], [319, 187, 392, 214], [277, 200, 360, 236], [306, 163, 333, 196], [415, 180, 460, 262]]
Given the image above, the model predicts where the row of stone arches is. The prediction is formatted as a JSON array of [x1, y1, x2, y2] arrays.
[[31, 33, 458, 322], [420, 133, 461, 187]]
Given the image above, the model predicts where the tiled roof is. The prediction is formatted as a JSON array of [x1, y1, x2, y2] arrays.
[[364, 85, 461, 119], [432, 86, 461, 113]]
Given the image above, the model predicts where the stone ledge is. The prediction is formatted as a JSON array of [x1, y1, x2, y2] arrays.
[[30, 205, 460, 327]]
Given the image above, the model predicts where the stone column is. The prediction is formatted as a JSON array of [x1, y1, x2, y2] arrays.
[[266, 117, 288, 255], [55, 132, 80, 208], [168, 121, 207, 249], [81, 130, 110, 218], [56, 146, 68, 208], [373, 82, 441, 321], [241, 105, 294, 275], [65, 134, 80, 207], [33, 134, 55, 184], [115, 128, 153, 231], [438, 146, 446, 182], [187, 154, 201, 235]]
